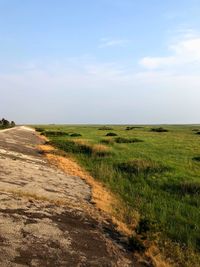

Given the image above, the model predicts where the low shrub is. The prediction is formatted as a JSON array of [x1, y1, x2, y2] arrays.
[[71, 139, 92, 154], [125, 126, 142, 131], [42, 130, 69, 137], [192, 129, 200, 132], [98, 126, 113, 130], [193, 156, 200, 162], [59, 139, 111, 157], [196, 131, 200, 135], [35, 127, 45, 133], [70, 133, 82, 137], [136, 218, 151, 235], [106, 132, 118, 137], [117, 159, 169, 175], [114, 137, 143, 144], [151, 127, 168, 132]]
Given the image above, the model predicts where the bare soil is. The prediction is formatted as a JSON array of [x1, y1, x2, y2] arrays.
[[0, 126, 142, 267]]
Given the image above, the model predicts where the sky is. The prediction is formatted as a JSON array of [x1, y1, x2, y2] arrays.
[[0, 0, 200, 124]]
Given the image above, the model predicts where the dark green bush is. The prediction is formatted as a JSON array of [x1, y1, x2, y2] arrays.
[[35, 127, 45, 133], [98, 126, 113, 130], [136, 218, 151, 234], [193, 156, 200, 162], [151, 127, 168, 132], [106, 132, 118, 137], [115, 137, 143, 143], [51, 139, 92, 155], [128, 236, 145, 252], [0, 118, 15, 129], [70, 133, 82, 137], [43, 130, 69, 137], [125, 126, 142, 131]]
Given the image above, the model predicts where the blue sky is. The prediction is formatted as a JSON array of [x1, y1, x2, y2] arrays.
[[0, 0, 200, 124]]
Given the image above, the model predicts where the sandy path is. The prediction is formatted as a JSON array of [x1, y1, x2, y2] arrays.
[[0, 127, 136, 267]]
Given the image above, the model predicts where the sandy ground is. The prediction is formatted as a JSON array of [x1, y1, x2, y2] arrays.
[[0, 126, 139, 267]]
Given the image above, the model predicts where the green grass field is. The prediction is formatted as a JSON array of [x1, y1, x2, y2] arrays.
[[35, 124, 200, 266]]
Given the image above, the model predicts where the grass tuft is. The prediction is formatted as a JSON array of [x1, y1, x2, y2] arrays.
[[70, 133, 82, 137], [98, 126, 113, 130], [41, 130, 68, 137], [106, 132, 118, 137], [100, 138, 115, 145], [114, 137, 143, 144], [117, 159, 170, 175], [164, 182, 200, 196], [125, 126, 143, 130], [193, 156, 200, 162], [151, 127, 168, 133], [91, 144, 112, 157]]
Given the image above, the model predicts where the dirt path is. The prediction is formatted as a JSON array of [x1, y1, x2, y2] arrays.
[[0, 126, 137, 267]]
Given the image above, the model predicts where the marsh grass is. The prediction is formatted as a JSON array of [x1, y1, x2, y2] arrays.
[[91, 144, 112, 157], [51, 138, 111, 158], [34, 124, 200, 266], [116, 159, 170, 176], [41, 130, 69, 137], [163, 182, 200, 196]]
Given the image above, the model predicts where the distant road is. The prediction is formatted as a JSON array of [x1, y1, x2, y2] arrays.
[[0, 126, 135, 267]]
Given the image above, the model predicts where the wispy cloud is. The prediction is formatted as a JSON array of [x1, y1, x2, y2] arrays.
[[98, 38, 129, 48], [139, 31, 200, 70], [1, 57, 200, 124]]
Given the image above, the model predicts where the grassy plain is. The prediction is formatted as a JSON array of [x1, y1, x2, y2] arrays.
[[35, 124, 200, 266]]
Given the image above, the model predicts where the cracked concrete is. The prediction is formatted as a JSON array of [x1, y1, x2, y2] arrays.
[[0, 126, 137, 267]]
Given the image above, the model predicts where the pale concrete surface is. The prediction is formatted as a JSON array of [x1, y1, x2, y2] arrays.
[[0, 127, 137, 267]]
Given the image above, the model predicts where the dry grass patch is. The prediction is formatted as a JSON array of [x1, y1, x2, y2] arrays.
[[37, 144, 55, 153]]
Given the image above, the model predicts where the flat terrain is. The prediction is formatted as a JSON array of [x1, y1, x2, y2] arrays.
[[36, 125, 200, 267], [0, 127, 136, 267]]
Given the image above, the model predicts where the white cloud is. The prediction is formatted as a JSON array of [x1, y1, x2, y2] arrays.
[[98, 38, 129, 48], [1, 30, 200, 124], [139, 33, 200, 70]]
